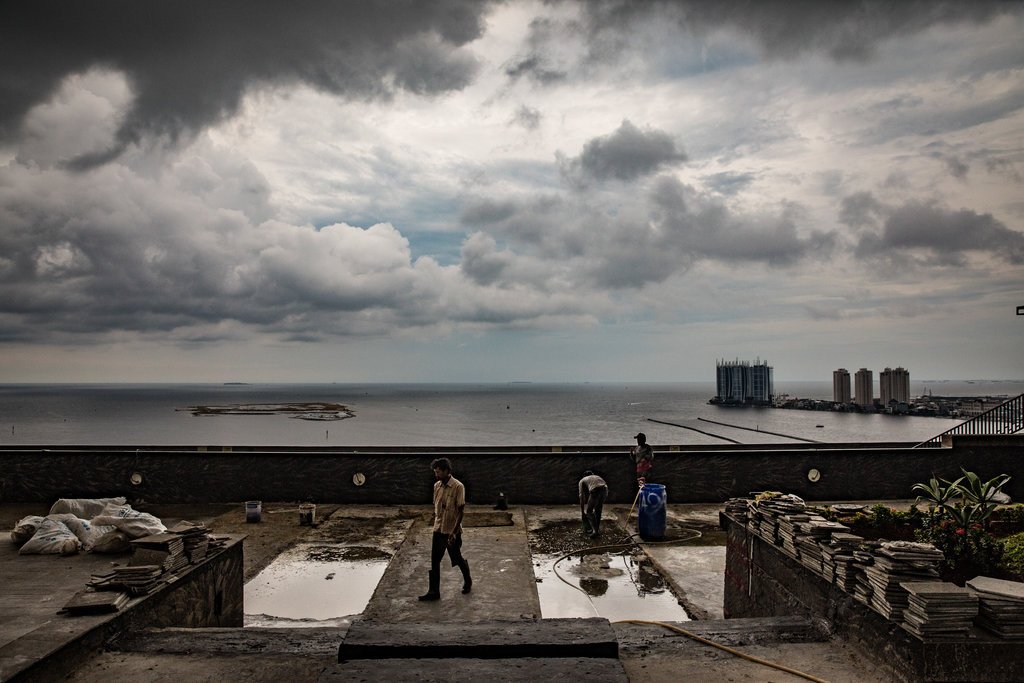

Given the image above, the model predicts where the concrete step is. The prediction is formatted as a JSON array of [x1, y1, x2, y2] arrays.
[[339, 618, 619, 661], [321, 657, 629, 682]]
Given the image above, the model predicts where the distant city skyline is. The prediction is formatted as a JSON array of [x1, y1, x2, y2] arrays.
[[0, 2, 1022, 383]]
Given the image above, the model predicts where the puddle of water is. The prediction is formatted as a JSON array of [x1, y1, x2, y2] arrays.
[[534, 549, 691, 621], [244, 543, 390, 625]]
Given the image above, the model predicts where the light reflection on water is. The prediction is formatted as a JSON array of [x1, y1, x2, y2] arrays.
[[533, 550, 690, 621], [244, 543, 389, 625]]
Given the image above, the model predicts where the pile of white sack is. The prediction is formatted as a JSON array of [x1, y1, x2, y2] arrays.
[[10, 497, 167, 556]]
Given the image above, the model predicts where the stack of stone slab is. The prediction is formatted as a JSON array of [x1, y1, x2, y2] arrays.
[[168, 520, 212, 563], [900, 581, 979, 640], [968, 576, 1024, 638], [862, 541, 944, 620], [129, 532, 188, 574], [825, 532, 864, 590]]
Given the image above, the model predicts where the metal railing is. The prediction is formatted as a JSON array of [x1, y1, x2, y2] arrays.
[[914, 393, 1024, 448]]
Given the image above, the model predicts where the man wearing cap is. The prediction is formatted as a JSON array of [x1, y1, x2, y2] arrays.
[[578, 470, 608, 538], [631, 432, 654, 484]]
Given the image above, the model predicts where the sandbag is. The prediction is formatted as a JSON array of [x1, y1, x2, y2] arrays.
[[90, 530, 131, 554], [18, 518, 81, 555], [10, 515, 47, 547], [91, 503, 166, 539], [49, 496, 127, 519], [58, 515, 116, 551]]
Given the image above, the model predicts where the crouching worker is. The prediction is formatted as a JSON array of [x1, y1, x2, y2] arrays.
[[578, 470, 608, 539], [419, 457, 472, 601]]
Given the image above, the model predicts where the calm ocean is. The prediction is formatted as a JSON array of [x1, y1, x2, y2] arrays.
[[0, 381, 1021, 447]]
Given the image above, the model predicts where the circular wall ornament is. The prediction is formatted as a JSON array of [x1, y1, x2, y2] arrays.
[[130, 471, 144, 486], [807, 468, 821, 483], [352, 472, 366, 486]]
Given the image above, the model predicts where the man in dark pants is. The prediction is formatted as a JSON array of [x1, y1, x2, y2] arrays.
[[419, 457, 472, 601], [578, 470, 608, 539]]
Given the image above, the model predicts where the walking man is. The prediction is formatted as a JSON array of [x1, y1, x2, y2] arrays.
[[578, 470, 608, 539], [419, 457, 472, 601], [631, 432, 654, 485]]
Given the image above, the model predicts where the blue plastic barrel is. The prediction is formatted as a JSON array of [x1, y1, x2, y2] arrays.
[[638, 483, 667, 540]]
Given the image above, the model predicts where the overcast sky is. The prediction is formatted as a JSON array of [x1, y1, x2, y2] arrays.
[[1, 1, 1022, 383]]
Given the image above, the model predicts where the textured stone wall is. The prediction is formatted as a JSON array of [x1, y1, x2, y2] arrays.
[[721, 514, 1024, 682], [1, 436, 1020, 504]]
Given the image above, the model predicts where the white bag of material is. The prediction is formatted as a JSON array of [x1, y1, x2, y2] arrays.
[[10, 515, 47, 547], [18, 518, 81, 555], [90, 530, 132, 554], [55, 515, 116, 551], [91, 503, 166, 539], [49, 497, 127, 519]]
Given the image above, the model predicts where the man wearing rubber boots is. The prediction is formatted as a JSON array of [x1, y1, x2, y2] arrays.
[[419, 457, 472, 601], [578, 470, 608, 539]]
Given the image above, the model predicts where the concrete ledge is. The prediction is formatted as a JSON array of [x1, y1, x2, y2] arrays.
[[322, 657, 629, 682], [111, 626, 347, 656], [339, 618, 619, 661]]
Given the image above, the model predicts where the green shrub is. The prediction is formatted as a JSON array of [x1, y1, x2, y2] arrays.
[[1001, 532, 1024, 577], [995, 504, 1024, 525], [917, 520, 1004, 576]]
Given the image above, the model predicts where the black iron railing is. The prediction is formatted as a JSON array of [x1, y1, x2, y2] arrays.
[[914, 393, 1024, 448]]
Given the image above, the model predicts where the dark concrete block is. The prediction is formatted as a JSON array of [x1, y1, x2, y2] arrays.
[[339, 618, 619, 661], [321, 657, 629, 682]]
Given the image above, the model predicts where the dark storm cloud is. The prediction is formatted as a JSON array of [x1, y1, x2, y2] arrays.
[[566, 0, 1013, 63], [852, 198, 1024, 265], [560, 120, 687, 184], [0, 1, 490, 162], [458, 174, 837, 290]]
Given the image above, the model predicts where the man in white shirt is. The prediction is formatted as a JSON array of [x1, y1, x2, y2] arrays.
[[418, 457, 472, 601]]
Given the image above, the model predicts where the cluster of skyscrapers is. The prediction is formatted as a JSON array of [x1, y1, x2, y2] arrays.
[[833, 367, 910, 407], [714, 359, 774, 405]]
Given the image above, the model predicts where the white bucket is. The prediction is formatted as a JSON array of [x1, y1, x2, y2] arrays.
[[298, 503, 316, 525]]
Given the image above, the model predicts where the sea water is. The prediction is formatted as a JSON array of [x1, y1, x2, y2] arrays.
[[0, 380, 1020, 447]]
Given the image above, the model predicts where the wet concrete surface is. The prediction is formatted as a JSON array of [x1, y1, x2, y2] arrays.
[[3, 501, 899, 682]]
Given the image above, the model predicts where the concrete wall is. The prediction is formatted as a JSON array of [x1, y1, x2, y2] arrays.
[[1, 436, 1020, 505]]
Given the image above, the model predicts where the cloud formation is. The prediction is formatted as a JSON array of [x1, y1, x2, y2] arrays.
[[0, 1, 1021, 381]]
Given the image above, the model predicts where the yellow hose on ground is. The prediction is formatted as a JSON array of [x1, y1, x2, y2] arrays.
[[615, 619, 830, 683]]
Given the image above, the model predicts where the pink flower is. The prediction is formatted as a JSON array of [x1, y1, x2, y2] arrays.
[[955, 527, 966, 536]]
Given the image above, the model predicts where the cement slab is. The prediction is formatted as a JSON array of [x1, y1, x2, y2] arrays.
[[361, 507, 541, 622], [322, 657, 629, 682], [340, 618, 618, 660]]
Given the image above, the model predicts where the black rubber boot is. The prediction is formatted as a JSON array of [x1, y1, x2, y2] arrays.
[[418, 570, 440, 601], [458, 559, 472, 594]]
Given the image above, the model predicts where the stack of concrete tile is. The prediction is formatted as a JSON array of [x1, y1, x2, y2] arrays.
[[826, 533, 865, 591], [168, 520, 212, 563], [900, 581, 979, 640], [129, 532, 188, 574], [88, 565, 165, 595], [967, 576, 1024, 639], [863, 541, 944, 620], [724, 498, 750, 522]]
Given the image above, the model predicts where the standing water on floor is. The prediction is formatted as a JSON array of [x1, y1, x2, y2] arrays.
[[534, 551, 691, 621], [245, 543, 390, 627], [530, 521, 690, 621]]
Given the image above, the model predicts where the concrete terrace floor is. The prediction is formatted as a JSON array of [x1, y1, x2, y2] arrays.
[[1, 501, 897, 683]]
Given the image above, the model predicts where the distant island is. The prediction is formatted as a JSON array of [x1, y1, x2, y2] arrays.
[[179, 401, 354, 421]]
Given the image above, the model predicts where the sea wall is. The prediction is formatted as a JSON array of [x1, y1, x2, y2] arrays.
[[0, 435, 1019, 505]]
